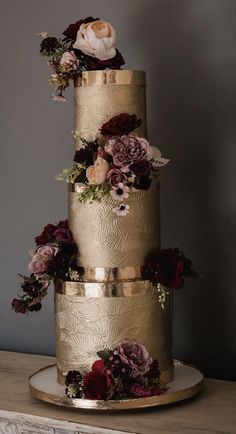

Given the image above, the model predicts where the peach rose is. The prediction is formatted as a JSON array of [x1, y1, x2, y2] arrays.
[[73, 20, 116, 60], [86, 157, 109, 185]]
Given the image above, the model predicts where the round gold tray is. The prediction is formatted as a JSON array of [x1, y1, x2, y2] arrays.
[[29, 360, 203, 411]]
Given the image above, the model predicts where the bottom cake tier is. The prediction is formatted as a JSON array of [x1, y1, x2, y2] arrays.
[[55, 280, 173, 385]]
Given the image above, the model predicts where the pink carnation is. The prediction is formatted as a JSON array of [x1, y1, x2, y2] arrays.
[[106, 133, 150, 170]]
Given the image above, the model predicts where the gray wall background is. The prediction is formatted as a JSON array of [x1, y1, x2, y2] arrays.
[[1, 0, 235, 380]]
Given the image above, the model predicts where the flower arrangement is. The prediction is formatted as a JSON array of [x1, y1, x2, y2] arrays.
[[11, 220, 82, 314], [57, 113, 169, 215], [39, 17, 125, 101], [12, 215, 197, 314], [142, 248, 198, 290], [65, 341, 167, 400]]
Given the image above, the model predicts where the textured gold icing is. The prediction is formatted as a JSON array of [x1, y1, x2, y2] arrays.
[[68, 177, 160, 269], [55, 286, 173, 384], [74, 70, 147, 147]]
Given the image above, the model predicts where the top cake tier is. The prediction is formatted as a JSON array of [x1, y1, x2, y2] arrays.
[[74, 70, 147, 148]]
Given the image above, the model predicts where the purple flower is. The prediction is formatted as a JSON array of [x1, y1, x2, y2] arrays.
[[106, 133, 150, 169], [54, 228, 72, 243], [107, 168, 127, 187], [12, 299, 27, 314], [115, 341, 153, 378]]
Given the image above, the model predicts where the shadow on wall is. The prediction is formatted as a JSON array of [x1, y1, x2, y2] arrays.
[[133, 1, 236, 380]]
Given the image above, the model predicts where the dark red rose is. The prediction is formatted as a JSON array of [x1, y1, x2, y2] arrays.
[[40, 37, 60, 55], [145, 248, 197, 289], [83, 370, 111, 400], [80, 48, 125, 71], [101, 113, 142, 136], [57, 219, 68, 229], [92, 359, 106, 374], [12, 299, 27, 314], [35, 223, 57, 246], [54, 228, 72, 243], [129, 160, 151, 176], [133, 175, 152, 190], [62, 17, 99, 42]]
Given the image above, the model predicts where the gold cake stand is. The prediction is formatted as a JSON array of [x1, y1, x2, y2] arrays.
[[29, 360, 203, 411]]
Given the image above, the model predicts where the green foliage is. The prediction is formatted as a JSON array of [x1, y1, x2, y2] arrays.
[[55, 163, 82, 183], [97, 350, 110, 361], [77, 183, 110, 203]]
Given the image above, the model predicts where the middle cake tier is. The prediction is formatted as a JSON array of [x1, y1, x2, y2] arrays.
[[68, 175, 160, 277]]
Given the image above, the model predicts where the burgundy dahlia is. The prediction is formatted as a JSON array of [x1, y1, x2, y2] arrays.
[[101, 113, 142, 136], [129, 160, 151, 176]]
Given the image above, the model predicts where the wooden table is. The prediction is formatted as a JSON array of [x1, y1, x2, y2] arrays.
[[0, 351, 235, 434]]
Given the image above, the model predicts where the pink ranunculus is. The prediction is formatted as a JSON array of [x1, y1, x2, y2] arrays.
[[108, 133, 150, 168], [37, 243, 59, 258], [28, 259, 48, 276]]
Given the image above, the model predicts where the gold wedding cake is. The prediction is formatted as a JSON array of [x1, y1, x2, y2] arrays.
[[55, 70, 173, 385]]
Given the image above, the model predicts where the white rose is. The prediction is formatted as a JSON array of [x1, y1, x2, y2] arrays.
[[73, 20, 116, 60]]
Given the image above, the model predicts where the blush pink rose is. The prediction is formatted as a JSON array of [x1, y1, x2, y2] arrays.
[[60, 51, 78, 69], [28, 260, 48, 276], [37, 244, 59, 258]]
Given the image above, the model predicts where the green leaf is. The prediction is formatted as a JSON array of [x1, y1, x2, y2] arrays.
[[97, 350, 110, 361]]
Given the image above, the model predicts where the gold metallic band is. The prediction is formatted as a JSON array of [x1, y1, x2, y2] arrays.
[[79, 266, 142, 282], [74, 70, 146, 87], [55, 279, 157, 297]]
